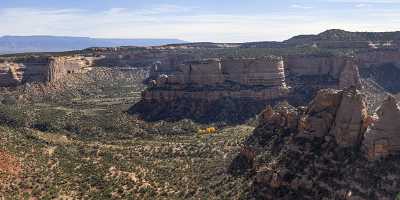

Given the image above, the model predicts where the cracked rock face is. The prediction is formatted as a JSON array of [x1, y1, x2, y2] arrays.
[[329, 88, 368, 147], [363, 96, 400, 160], [297, 88, 367, 147], [230, 88, 400, 200], [0, 63, 24, 87]]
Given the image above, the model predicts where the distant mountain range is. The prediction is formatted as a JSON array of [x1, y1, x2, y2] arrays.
[[2, 30, 400, 54], [0, 36, 188, 54]]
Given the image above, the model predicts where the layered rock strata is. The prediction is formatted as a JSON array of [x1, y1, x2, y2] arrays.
[[135, 55, 363, 122], [146, 56, 289, 102], [0, 56, 92, 87], [132, 56, 290, 123], [0, 62, 24, 87], [230, 88, 400, 200], [285, 55, 362, 90]]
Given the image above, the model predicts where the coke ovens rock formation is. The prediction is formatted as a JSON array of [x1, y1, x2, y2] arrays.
[[230, 88, 400, 200]]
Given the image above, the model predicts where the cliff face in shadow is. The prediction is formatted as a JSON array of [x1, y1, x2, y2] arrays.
[[130, 55, 362, 124]]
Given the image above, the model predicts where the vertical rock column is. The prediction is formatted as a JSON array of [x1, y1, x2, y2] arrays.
[[338, 59, 362, 90]]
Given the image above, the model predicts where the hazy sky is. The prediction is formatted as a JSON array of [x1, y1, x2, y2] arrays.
[[1, 0, 400, 42]]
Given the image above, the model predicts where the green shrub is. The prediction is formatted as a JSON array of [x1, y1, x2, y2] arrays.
[[32, 109, 67, 132], [0, 105, 33, 128]]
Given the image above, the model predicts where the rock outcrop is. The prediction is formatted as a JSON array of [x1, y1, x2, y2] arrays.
[[132, 56, 290, 123], [135, 54, 363, 123], [47, 56, 93, 82], [0, 56, 92, 87], [230, 88, 400, 200], [0, 63, 23, 87], [363, 96, 400, 160], [296, 88, 368, 147], [285, 55, 362, 90], [146, 56, 289, 102], [338, 60, 362, 89], [150, 56, 287, 87]]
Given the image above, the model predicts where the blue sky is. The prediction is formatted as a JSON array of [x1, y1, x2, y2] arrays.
[[1, 0, 400, 42]]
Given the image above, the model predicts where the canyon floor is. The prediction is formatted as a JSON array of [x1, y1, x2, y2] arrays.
[[0, 69, 257, 199]]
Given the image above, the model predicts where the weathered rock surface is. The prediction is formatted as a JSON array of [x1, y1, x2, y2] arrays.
[[0, 56, 92, 87], [135, 55, 363, 123], [0, 63, 23, 87], [363, 96, 400, 160], [329, 88, 368, 147], [150, 56, 287, 88], [339, 60, 362, 89], [230, 88, 400, 200]]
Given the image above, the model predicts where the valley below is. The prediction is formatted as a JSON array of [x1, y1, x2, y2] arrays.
[[0, 68, 255, 199]]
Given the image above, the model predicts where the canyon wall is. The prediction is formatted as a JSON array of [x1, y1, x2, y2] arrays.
[[0, 62, 23, 87], [357, 50, 400, 66], [0, 56, 92, 87], [134, 55, 363, 123], [146, 56, 289, 102], [285, 55, 349, 78], [285, 55, 362, 91]]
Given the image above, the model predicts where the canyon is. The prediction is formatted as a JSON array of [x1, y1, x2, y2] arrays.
[[1, 29, 400, 199]]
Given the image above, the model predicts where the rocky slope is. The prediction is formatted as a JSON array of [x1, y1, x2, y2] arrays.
[[230, 88, 400, 199]]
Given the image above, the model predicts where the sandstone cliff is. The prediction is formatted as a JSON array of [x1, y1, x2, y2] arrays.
[[135, 55, 363, 123], [0, 56, 92, 87], [132, 56, 290, 123], [0, 63, 24, 87], [146, 56, 289, 102]]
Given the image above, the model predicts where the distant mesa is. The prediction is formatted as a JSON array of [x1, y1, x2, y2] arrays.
[[0, 35, 189, 54]]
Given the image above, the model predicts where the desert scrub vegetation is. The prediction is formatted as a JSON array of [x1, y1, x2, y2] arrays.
[[0, 122, 254, 199], [0, 67, 257, 199], [0, 104, 33, 128]]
